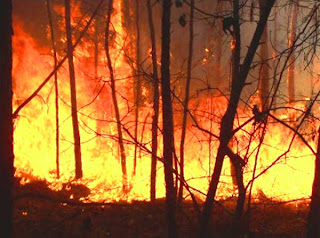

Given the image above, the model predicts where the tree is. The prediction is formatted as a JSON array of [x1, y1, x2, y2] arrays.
[[147, 0, 160, 202], [199, 0, 276, 236], [105, 0, 128, 194], [307, 13, 320, 232], [178, 0, 194, 202], [0, 0, 14, 237], [133, 0, 141, 177], [46, 0, 60, 179], [307, 122, 320, 238], [288, 0, 298, 104], [259, 0, 270, 110], [161, 0, 177, 237], [65, 0, 83, 179]]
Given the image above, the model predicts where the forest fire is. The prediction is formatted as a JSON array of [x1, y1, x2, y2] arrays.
[[4, 0, 320, 237], [11, 0, 316, 205]]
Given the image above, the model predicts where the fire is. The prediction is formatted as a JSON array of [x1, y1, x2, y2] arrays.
[[230, 38, 236, 50], [12, 1, 316, 204]]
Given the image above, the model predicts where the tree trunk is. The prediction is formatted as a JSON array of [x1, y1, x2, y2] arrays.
[[147, 0, 160, 202], [199, 0, 275, 236], [161, 0, 177, 237], [0, 0, 14, 237], [121, 0, 130, 29], [259, 0, 270, 110], [215, 0, 223, 87], [94, 17, 99, 79], [133, 0, 141, 177], [105, 0, 128, 194], [229, 2, 246, 236], [272, 2, 278, 109], [65, 0, 83, 179], [47, 0, 60, 179], [178, 0, 194, 202], [307, 130, 320, 237], [288, 0, 298, 104]]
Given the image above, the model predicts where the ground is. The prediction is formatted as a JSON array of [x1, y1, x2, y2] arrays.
[[13, 178, 308, 238]]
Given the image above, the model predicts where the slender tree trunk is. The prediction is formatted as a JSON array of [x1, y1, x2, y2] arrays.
[[161, 0, 177, 237], [121, 0, 130, 29], [105, 0, 128, 194], [199, 1, 275, 236], [272, 2, 278, 109], [47, 0, 60, 179], [307, 130, 320, 238], [147, 0, 160, 202], [94, 17, 99, 79], [307, 30, 320, 235], [229, 2, 246, 236], [178, 0, 194, 202], [65, 0, 83, 179], [0, 1, 14, 237], [133, 0, 141, 177], [259, 0, 270, 110], [288, 0, 298, 104], [215, 0, 223, 86]]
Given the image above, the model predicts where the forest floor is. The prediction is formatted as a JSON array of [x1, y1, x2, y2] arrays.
[[13, 178, 309, 238]]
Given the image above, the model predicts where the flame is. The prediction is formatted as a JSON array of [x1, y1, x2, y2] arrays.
[[12, 1, 316, 204], [230, 38, 236, 50]]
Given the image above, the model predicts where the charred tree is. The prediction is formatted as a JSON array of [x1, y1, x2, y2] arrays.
[[147, 0, 160, 202], [121, 0, 135, 68], [94, 17, 99, 79], [0, 0, 14, 237], [105, 0, 128, 194], [307, 129, 320, 237], [47, 0, 60, 179], [288, 0, 298, 104], [161, 0, 177, 237], [229, 2, 246, 236], [215, 0, 223, 86], [199, 0, 276, 237], [178, 0, 194, 202], [65, 0, 83, 179], [133, 0, 141, 177], [258, 0, 270, 110], [121, 0, 130, 29], [272, 2, 279, 109]]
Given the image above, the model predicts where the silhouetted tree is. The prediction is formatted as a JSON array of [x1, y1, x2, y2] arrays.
[[147, 0, 160, 202], [307, 110, 320, 237], [199, 0, 276, 236], [288, 0, 298, 104], [133, 0, 141, 177], [161, 0, 177, 237], [0, 0, 14, 237], [65, 0, 83, 179], [259, 0, 270, 110], [178, 0, 194, 202], [105, 0, 128, 193], [46, 0, 60, 179]]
